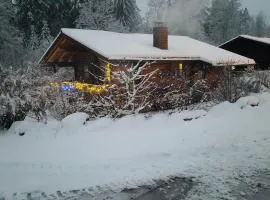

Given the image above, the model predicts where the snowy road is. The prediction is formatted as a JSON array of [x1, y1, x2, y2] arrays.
[[0, 93, 270, 199]]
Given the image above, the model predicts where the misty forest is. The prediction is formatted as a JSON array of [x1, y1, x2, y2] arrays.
[[1, 0, 270, 66], [0, 0, 270, 128]]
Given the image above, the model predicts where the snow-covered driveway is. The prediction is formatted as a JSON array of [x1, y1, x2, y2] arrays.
[[0, 94, 270, 199]]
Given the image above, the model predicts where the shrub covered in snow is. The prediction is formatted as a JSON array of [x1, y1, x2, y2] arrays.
[[0, 64, 46, 128], [1, 62, 269, 130], [0, 64, 77, 128], [211, 70, 270, 103]]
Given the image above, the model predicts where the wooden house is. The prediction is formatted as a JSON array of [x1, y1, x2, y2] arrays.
[[39, 23, 254, 87], [220, 35, 270, 70]]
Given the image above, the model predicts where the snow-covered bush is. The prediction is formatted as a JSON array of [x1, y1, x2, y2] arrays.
[[211, 70, 269, 103], [76, 62, 213, 118], [79, 62, 158, 118], [148, 76, 189, 111], [0, 64, 77, 129], [254, 70, 270, 90], [148, 77, 211, 112], [189, 79, 211, 104], [0, 64, 46, 128], [43, 86, 85, 120], [5, 62, 267, 129]]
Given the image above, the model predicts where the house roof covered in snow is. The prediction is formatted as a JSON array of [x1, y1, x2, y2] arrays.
[[220, 35, 270, 68], [40, 28, 255, 66], [221, 35, 270, 46], [241, 35, 270, 45]]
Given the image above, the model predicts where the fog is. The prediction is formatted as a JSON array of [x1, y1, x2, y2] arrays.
[[242, 0, 270, 22], [137, 0, 270, 22]]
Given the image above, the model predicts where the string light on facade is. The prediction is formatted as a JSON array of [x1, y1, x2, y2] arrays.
[[49, 82, 110, 94]]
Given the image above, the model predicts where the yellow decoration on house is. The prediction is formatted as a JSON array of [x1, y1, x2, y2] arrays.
[[105, 63, 111, 83], [178, 63, 183, 75], [49, 82, 58, 87], [49, 81, 110, 94], [179, 63, 183, 70]]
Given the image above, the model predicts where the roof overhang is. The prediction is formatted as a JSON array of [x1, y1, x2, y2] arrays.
[[39, 31, 109, 65]]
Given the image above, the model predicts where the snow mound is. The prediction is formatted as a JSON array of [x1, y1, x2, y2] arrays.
[[8, 121, 30, 136], [60, 112, 89, 135], [258, 93, 270, 105], [236, 96, 259, 109], [207, 101, 240, 117], [176, 110, 207, 121], [7, 117, 60, 137]]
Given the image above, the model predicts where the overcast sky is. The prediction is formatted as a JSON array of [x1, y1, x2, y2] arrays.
[[137, 0, 270, 22], [242, 0, 270, 21]]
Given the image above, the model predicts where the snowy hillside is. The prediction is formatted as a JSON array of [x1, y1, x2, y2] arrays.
[[0, 93, 270, 199]]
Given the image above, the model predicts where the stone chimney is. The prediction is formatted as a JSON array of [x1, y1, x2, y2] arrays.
[[153, 22, 168, 50]]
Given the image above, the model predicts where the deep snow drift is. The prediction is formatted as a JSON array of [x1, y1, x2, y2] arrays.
[[0, 93, 270, 199]]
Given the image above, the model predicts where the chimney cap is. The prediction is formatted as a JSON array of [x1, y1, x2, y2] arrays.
[[154, 21, 167, 27]]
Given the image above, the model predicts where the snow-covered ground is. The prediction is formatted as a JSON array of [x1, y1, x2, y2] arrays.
[[0, 93, 270, 199]]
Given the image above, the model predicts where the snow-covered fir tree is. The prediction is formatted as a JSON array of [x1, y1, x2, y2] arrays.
[[255, 11, 267, 37], [15, 0, 82, 44], [46, 0, 83, 36], [76, 0, 128, 32], [28, 25, 39, 51], [202, 0, 269, 44], [76, 0, 114, 30], [113, 0, 141, 32], [0, 0, 22, 65], [40, 20, 53, 47], [239, 8, 253, 35], [15, 0, 49, 46]]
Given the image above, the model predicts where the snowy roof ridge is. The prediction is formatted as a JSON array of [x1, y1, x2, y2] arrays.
[[241, 35, 270, 45], [220, 35, 270, 47], [38, 31, 62, 64], [40, 28, 255, 66], [218, 35, 241, 48]]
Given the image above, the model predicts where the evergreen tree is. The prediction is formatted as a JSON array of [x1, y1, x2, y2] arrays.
[[239, 8, 252, 34], [226, 0, 242, 38], [47, 0, 83, 36], [40, 20, 52, 43], [0, 0, 22, 65], [255, 11, 267, 37], [28, 25, 39, 51], [267, 26, 270, 37], [14, 0, 49, 46], [202, 0, 254, 44], [15, 0, 82, 45], [202, 0, 231, 44], [76, 0, 128, 32], [113, 0, 141, 31], [39, 20, 53, 53], [76, 0, 114, 30]]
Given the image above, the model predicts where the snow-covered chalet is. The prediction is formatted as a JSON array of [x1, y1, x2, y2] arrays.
[[39, 22, 255, 87]]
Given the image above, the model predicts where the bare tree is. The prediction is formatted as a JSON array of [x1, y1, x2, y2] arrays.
[[83, 61, 158, 117]]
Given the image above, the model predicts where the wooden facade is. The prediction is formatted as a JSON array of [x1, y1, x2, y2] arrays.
[[41, 34, 105, 84]]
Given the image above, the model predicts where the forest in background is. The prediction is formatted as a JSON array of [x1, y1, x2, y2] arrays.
[[1, 0, 270, 66]]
